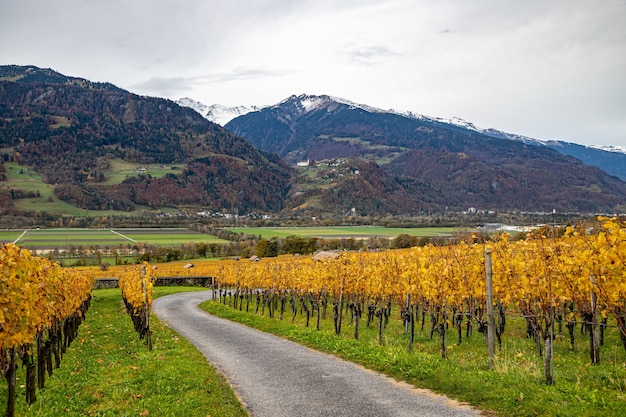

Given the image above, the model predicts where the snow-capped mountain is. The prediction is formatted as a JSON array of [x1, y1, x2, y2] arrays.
[[176, 97, 210, 117], [220, 93, 626, 213], [395, 111, 547, 146], [179, 94, 388, 126], [589, 145, 626, 155], [179, 94, 625, 180], [176, 98, 262, 126], [275, 93, 388, 115], [389, 108, 626, 158], [204, 104, 264, 126], [399, 111, 625, 177], [255, 95, 549, 148]]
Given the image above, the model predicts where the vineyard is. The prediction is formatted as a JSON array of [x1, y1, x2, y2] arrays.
[[0, 244, 93, 417], [1, 217, 625, 415], [206, 218, 626, 387]]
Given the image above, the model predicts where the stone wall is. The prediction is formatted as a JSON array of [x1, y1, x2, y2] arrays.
[[93, 276, 214, 289]]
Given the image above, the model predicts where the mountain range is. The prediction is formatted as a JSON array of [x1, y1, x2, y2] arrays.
[[216, 94, 626, 214], [0, 65, 291, 215], [1, 65, 625, 219], [177, 95, 626, 181]]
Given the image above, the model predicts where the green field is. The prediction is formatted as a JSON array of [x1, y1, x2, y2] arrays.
[[3, 161, 184, 216], [116, 228, 228, 246], [1, 226, 468, 253], [227, 226, 467, 239], [1, 228, 228, 251], [9, 229, 131, 249], [100, 158, 184, 185], [3, 163, 93, 215], [0, 230, 22, 243]]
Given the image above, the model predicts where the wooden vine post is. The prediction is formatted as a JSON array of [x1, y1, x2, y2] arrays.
[[485, 247, 495, 369], [589, 275, 600, 364], [141, 264, 153, 351]]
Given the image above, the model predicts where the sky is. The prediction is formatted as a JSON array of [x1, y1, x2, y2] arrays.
[[1, 0, 625, 147]]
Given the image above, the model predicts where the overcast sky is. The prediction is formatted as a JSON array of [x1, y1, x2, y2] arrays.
[[2, 0, 625, 147]]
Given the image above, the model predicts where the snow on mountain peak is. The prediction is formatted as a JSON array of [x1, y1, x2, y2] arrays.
[[391, 110, 547, 146], [276, 94, 388, 116], [205, 104, 262, 126], [176, 98, 261, 125], [299, 95, 326, 111], [589, 145, 626, 155], [178, 94, 621, 155], [176, 97, 209, 116], [276, 94, 334, 113]]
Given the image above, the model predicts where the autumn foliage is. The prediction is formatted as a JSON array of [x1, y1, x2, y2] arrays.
[[209, 218, 626, 377], [0, 243, 92, 416], [118, 262, 155, 349]]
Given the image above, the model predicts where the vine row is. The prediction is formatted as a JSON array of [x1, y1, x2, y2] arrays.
[[118, 262, 154, 350], [210, 218, 625, 385], [0, 243, 93, 417]]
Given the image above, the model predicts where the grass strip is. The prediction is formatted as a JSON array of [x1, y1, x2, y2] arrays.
[[200, 301, 626, 417], [1, 287, 248, 417]]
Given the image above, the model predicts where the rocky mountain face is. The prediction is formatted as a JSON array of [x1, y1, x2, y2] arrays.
[[224, 94, 626, 214], [176, 98, 262, 127]]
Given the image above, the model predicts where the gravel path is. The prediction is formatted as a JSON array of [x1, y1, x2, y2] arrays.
[[153, 291, 484, 417]]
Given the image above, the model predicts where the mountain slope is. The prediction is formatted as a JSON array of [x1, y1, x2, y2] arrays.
[[225, 94, 626, 213], [415, 114, 626, 181], [182, 95, 625, 182], [0, 65, 292, 214], [543, 141, 626, 181], [288, 158, 436, 217]]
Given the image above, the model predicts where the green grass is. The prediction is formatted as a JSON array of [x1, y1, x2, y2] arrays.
[[100, 159, 184, 185], [227, 226, 465, 239], [0, 231, 22, 243], [117, 229, 229, 246], [201, 298, 626, 417], [0, 287, 248, 417], [7, 228, 227, 251], [14, 229, 131, 248], [3, 162, 184, 216], [310, 138, 408, 165], [331, 136, 402, 152], [3, 163, 91, 215]]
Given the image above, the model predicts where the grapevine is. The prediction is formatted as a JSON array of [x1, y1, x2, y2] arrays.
[[118, 262, 155, 350], [210, 218, 625, 385], [0, 243, 92, 417]]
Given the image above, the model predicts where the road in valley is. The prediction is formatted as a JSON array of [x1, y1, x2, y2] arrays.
[[153, 291, 485, 417]]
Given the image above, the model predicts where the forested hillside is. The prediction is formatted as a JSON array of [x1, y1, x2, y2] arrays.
[[2, 68, 625, 220], [0, 65, 292, 214], [227, 95, 626, 213]]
